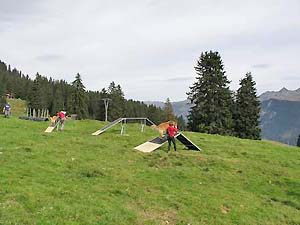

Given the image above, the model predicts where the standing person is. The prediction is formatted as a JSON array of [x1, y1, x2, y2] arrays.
[[57, 111, 67, 131], [166, 121, 178, 152], [3, 103, 11, 118]]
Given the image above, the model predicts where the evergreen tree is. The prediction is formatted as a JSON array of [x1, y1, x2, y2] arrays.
[[70, 73, 88, 119], [50, 82, 65, 114], [233, 72, 261, 139], [107, 81, 125, 120], [0, 95, 7, 112], [177, 115, 186, 130], [187, 51, 233, 135], [147, 104, 165, 124], [164, 97, 175, 121], [297, 134, 300, 147], [28, 73, 46, 109]]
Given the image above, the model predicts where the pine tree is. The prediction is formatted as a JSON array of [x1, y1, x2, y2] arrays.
[[147, 104, 164, 124], [51, 82, 65, 114], [233, 72, 261, 139], [164, 98, 175, 121], [177, 115, 186, 130], [0, 95, 7, 112], [107, 82, 125, 120], [70, 73, 88, 119], [187, 51, 233, 135], [28, 73, 45, 109]]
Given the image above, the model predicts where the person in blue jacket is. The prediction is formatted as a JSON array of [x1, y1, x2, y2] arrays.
[[3, 103, 11, 118]]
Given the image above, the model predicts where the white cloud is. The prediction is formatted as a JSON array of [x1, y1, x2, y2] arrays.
[[0, 0, 299, 101]]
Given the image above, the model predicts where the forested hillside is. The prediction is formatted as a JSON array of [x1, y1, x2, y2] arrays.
[[0, 60, 166, 123]]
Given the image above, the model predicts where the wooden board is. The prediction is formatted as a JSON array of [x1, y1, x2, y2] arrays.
[[44, 126, 56, 133], [44, 121, 59, 133], [92, 130, 105, 136], [134, 141, 164, 153]]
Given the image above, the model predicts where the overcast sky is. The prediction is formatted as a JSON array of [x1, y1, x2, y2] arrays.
[[0, 0, 299, 101]]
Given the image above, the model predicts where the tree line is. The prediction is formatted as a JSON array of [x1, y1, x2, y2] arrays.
[[0, 60, 170, 124]]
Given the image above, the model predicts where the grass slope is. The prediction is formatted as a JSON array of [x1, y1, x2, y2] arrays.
[[0, 117, 299, 225]]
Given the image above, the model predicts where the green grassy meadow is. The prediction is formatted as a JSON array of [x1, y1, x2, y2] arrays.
[[0, 114, 299, 224]]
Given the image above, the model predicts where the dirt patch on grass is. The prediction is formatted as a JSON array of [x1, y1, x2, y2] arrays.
[[127, 202, 178, 225], [138, 209, 178, 225]]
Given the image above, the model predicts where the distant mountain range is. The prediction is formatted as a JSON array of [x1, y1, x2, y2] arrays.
[[144, 100, 191, 120], [260, 87, 300, 102], [144, 88, 300, 145]]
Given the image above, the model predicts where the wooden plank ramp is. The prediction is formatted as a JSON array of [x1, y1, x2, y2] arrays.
[[134, 136, 168, 153], [44, 122, 59, 133], [92, 118, 123, 136]]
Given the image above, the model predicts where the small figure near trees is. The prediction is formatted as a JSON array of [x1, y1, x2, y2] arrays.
[[297, 134, 300, 147], [3, 103, 11, 118], [166, 121, 178, 152]]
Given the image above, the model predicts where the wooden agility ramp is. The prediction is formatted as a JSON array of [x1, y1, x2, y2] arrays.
[[92, 118, 123, 135], [44, 121, 59, 133], [134, 136, 168, 153], [134, 133, 201, 153]]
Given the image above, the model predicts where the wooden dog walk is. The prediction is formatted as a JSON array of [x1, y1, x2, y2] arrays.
[[134, 133, 201, 153], [92, 118, 123, 135], [44, 121, 60, 133], [92, 118, 156, 136]]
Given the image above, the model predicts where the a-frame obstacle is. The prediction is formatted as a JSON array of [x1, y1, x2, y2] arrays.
[[92, 118, 156, 136], [134, 133, 201, 153]]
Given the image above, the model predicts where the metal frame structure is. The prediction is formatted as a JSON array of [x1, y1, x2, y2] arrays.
[[92, 117, 156, 136]]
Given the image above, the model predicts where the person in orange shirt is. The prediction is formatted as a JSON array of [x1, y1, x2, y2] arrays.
[[166, 121, 178, 152]]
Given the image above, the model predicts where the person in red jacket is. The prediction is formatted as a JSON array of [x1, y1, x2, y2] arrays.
[[166, 121, 178, 152], [57, 111, 66, 131]]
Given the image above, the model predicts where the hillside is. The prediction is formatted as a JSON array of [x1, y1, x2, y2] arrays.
[[0, 117, 299, 224]]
